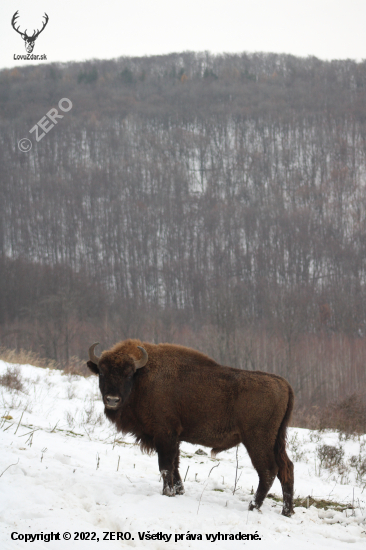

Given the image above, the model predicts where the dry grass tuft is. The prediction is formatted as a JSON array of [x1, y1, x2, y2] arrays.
[[0, 347, 57, 370], [0, 347, 89, 377], [62, 356, 92, 377], [267, 493, 353, 512]]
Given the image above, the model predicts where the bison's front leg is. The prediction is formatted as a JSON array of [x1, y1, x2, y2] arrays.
[[156, 435, 179, 497]]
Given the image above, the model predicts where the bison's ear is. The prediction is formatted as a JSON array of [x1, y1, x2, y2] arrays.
[[87, 360, 99, 375]]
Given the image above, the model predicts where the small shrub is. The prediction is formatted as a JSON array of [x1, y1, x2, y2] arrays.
[[287, 432, 305, 462], [65, 411, 75, 428], [317, 444, 344, 470], [349, 442, 366, 485], [4, 392, 23, 410], [0, 366, 24, 391], [67, 383, 76, 400], [349, 455, 366, 481], [83, 396, 104, 426], [309, 431, 321, 443]]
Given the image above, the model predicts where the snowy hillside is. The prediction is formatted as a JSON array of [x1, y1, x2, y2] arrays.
[[0, 360, 365, 549]]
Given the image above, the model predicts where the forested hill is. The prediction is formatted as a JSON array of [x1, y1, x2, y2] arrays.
[[1, 52, 366, 415], [2, 51, 366, 119]]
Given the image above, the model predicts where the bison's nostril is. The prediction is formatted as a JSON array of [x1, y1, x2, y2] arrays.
[[105, 396, 121, 407]]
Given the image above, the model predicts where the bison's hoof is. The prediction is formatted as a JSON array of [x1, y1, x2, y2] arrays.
[[281, 508, 294, 517], [163, 486, 175, 497], [174, 481, 185, 495], [248, 502, 262, 513]]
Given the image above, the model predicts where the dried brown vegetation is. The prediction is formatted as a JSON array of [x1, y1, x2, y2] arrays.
[[0, 365, 24, 391], [295, 393, 366, 435], [0, 347, 56, 371], [317, 445, 345, 470]]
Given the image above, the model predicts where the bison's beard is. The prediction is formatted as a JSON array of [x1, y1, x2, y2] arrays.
[[104, 407, 120, 422]]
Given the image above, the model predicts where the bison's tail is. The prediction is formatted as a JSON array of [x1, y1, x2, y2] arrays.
[[274, 384, 294, 483]]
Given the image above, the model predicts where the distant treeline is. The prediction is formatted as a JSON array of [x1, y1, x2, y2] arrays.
[[1, 52, 366, 411]]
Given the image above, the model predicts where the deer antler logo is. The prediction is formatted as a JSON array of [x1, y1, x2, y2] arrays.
[[11, 11, 49, 53]]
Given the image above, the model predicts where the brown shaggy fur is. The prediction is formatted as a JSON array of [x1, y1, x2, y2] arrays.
[[87, 339, 294, 516]]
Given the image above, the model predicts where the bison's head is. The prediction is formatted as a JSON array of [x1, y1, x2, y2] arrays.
[[87, 343, 148, 410]]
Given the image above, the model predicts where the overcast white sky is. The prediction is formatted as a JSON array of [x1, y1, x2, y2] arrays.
[[1, 0, 366, 69]]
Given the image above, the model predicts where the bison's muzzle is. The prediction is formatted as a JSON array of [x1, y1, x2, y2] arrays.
[[104, 395, 121, 409]]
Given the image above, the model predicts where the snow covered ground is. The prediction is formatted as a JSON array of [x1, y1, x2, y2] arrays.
[[0, 359, 365, 549]]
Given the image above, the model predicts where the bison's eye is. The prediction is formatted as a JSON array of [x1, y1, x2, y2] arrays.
[[99, 372, 104, 378]]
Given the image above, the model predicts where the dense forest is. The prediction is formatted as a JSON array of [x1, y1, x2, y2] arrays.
[[1, 51, 366, 420]]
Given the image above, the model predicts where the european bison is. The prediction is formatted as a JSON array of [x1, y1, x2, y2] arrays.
[[87, 339, 294, 516]]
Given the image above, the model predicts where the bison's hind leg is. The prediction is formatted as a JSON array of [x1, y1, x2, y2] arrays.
[[244, 439, 278, 513], [277, 452, 294, 517], [173, 443, 184, 495]]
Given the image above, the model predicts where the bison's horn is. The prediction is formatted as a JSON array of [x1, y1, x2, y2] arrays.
[[134, 346, 148, 369], [89, 342, 101, 365]]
